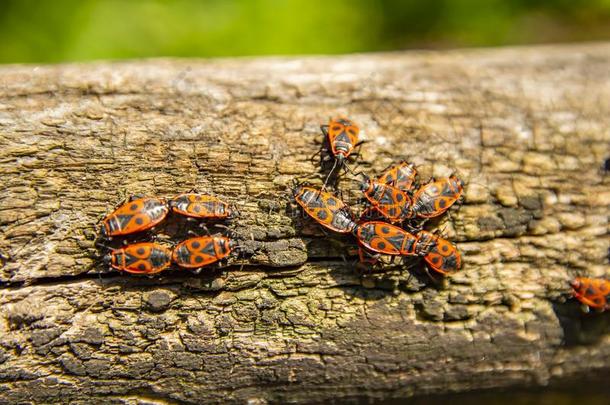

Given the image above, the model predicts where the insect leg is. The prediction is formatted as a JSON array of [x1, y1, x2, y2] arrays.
[[320, 125, 329, 137], [423, 265, 442, 285], [309, 148, 322, 165], [198, 224, 212, 236]]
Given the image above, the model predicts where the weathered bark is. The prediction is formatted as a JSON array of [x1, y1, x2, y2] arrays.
[[0, 43, 609, 404]]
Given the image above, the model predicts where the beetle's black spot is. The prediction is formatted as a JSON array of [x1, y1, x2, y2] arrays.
[[441, 244, 449, 252], [586, 287, 596, 296], [135, 217, 144, 225], [381, 226, 390, 234], [388, 208, 396, 217], [138, 263, 147, 271], [136, 248, 145, 255], [332, 126, 342, 132], [377, 241, 386, 249], [326, 198, 337, 206], [396, 193, 403, 202], [317, 210, 328, 220], [130, 203, 139, 211], [193, 205, 201, 213], [431, 257, 440, 264], [438, 199, 447, 208], [192, 241, 201, 249], [195, 256, 204, 263]]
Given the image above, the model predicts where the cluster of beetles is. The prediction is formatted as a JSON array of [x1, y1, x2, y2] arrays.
[[292, 117, 463, 280], [96, 116, 609, 313]]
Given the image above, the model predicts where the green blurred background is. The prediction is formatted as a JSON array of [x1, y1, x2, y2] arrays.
[[1, 0, 610, 64]]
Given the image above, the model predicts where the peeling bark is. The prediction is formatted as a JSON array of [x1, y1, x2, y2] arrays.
[[1, 43, 609, 403]]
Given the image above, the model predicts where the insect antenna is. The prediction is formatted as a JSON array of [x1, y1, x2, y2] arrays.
[[213, 223, 243, 241], [321, 158, 340, 191], [86, 241, 118, 273], [432, 225, 449, 238], [92, 239, 120, 255]]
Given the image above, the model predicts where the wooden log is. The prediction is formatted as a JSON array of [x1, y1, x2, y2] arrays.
[[0, 42, 609, 403]]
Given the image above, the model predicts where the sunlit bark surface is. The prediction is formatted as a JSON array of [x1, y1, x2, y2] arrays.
[[1, 43, 609, 403]]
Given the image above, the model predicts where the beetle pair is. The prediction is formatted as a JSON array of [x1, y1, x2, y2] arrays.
[[292, 184, 461, 276], [99, 193, 233, 239], [355, 221, 460, 276], [104, 235, 235, 275]]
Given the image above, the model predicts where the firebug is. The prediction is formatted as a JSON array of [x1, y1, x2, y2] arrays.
[[105, 242, 172, 274]]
